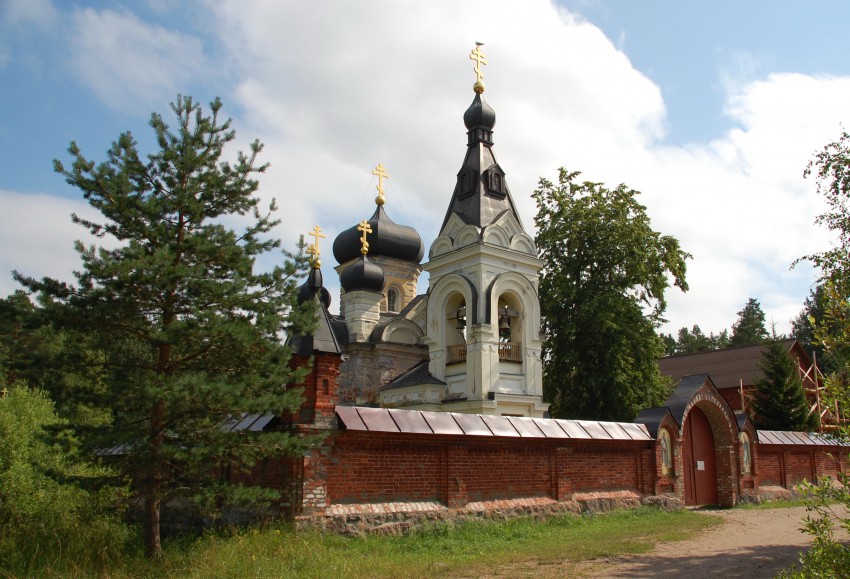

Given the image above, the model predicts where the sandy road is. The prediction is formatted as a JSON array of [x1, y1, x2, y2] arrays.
[[476, 505, 847, 578]]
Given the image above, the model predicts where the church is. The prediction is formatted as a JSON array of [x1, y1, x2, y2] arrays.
[[273, 47, 848, 530], [316, 44, 546, 418]]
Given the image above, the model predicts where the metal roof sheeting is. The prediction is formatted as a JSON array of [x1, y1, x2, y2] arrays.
[[758, 430, 850, 446], [335, 407, 652, 441]]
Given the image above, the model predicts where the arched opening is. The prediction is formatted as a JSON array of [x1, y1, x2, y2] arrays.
[[659, 429, 673, 476], [387, 287, 399, 312], [682, 407, 717, 505], [496, 293, 522, 362], [680, 399, 737, 507], [740, 432, 752, 475], [445, 293, 467, 364]]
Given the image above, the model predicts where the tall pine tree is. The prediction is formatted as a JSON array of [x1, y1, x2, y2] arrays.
[[15, 96, 314, 559], [751, 336, 817, 431], [731, 297, 769, 346]]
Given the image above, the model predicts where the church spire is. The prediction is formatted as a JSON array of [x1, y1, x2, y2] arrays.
[[438, 44, 525, 234]]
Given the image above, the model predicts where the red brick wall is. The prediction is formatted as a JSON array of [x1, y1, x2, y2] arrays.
[[328, 435, 444, 504], [756, 446, 847, 489], [323, 431, 652, 508]]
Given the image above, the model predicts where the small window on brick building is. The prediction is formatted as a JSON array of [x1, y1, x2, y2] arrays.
[[322, 378, 329, 396], [387, 288, 399, 312], [659, 429, 673, 475], [740, 432, 751, 474]]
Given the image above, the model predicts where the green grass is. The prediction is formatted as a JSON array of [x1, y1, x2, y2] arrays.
[[16, 506, 719, 578]]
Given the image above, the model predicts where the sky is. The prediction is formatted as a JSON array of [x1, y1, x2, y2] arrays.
[[2, 0, 849, 338]]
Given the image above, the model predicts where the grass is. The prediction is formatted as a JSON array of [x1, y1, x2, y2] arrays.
[[17, 506, 720, 578]]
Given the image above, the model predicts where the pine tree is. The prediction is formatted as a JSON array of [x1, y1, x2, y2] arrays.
[[14, 96, 314, 559], [731, 297, 769, 346], [751, 336, 817, 431]]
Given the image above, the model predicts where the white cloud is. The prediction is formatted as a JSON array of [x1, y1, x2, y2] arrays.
[[2, 0, 59, 30], [8, 0, 847, 341], [0, 190, 107, 298], [67, 8, 209, 113]]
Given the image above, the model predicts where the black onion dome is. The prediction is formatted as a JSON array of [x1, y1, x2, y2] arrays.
[[463, 93, 496, 132], [332, 205, 424, 265], [340, 254, 385, 292], [297, 267, 331, 308]]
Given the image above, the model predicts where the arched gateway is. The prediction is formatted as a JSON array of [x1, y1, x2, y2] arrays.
[[637, 374, 742, 506]]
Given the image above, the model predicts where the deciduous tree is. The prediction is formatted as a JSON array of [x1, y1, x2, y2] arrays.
[[15, 96, 313, 559], [534, 169, 689, 421]]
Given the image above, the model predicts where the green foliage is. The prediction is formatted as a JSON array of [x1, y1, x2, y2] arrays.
[[792, 285, 829, 366], [730, 297, 769, 347], [751, 335, 818, 431], [533, 168, 690, 420], [0, 290, 112, 429], [18, 507, 716, 577], [14, 96, 315, 558], [779, 474, 850, 578], [661, 324, 731, 356], [0, 385, 131, 575], [783, 131, 850, 578]]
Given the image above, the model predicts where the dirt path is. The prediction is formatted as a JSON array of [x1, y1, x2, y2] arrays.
[[581, 506, 831, 578], [480, 506, 847, 578]]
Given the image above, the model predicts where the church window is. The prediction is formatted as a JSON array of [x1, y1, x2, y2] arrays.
[[659, 429, 673, 475], [387, 288, 399, 312], [740, 432, 751, 475]]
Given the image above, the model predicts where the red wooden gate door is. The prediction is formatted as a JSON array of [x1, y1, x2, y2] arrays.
[[683, 407, 718, 506]]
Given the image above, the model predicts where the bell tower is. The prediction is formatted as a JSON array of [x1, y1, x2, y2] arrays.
[[422, 45, 547, 417]]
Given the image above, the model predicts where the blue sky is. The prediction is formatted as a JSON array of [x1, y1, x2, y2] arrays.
[[2, 0, 849, 338]]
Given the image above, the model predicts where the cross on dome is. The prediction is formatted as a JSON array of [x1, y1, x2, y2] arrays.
[[469, 42, 487, 93], [307, 224, 326, 267], [372, 163, 389, 206], [357, 220, 372, 255]]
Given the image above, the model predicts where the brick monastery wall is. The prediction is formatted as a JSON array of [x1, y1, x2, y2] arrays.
[[318, 430, 654, 509], [757, 445, 848, 489]]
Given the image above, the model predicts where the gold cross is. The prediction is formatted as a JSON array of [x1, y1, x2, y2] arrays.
[[357, 220, 372, 255], [372, 163, 389, 206], [0, 387, 6, 398], [469, 43, 487, 92], [307, 225, 326, 267]]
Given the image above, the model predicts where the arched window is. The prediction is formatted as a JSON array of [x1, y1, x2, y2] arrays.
[[740, 432, 752, 475], [659, 429, 673, 475], [387, 288, 399, 312]]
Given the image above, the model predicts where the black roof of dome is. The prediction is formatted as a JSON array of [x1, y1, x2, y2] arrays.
[[463, 92, 496, 132], [297, 267, 331, 308], [340, 254, 385, 292], [333, 205, 424, 265]]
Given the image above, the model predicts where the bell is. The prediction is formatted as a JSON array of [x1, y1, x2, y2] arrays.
[[456, 306, 466, 330], [499, 316, 511, 333]]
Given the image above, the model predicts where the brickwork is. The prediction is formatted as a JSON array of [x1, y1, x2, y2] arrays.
[[337, 342, 428, 406], [756, 446, 847, 489], [321, 430, 653, 512]]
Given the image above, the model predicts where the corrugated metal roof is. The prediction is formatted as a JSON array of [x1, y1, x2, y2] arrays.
[[335, 407, 652, 441], [222, 413, 277, 433], [758, 430, 850, 446]]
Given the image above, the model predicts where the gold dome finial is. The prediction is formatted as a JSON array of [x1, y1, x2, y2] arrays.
[[372, 163, 389, 206], [357, 220, 373, 255], [306, 224, 326, 267], [470, 42, 486, 93]]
